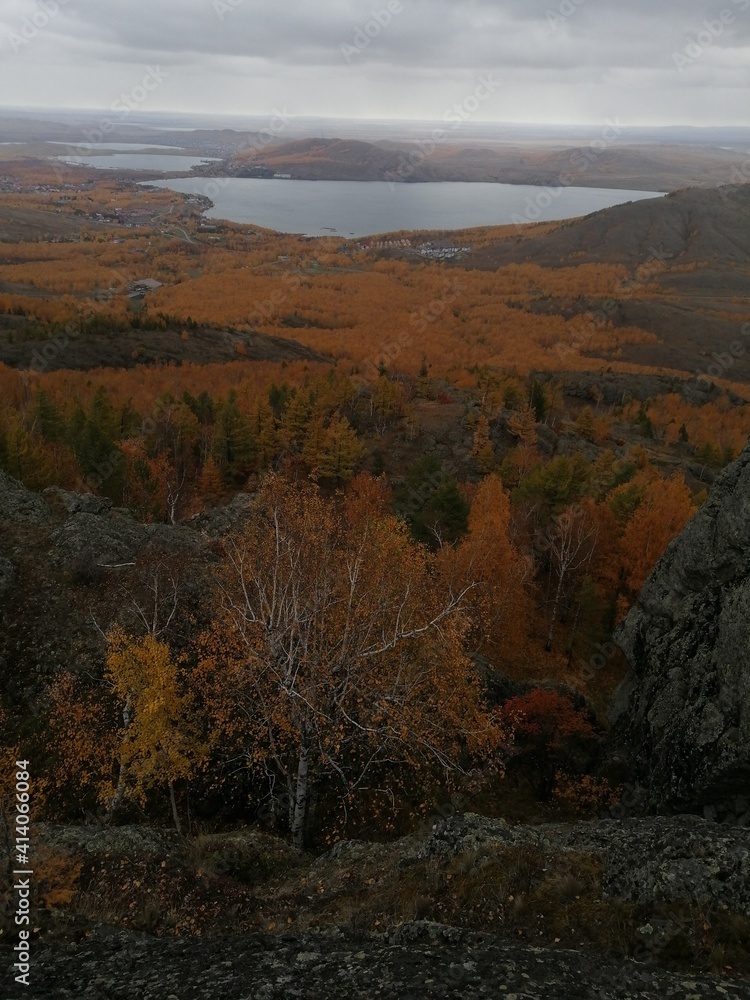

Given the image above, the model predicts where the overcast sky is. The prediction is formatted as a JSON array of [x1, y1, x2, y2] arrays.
[[1, 0, 748, 125]]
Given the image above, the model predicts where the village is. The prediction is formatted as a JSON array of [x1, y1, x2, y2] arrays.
[[355, 236, 472, 259]]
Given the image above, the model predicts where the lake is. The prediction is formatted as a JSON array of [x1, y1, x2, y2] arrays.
[[144, 176, 663, 238], [49, 142, 186, 152], [58, 153, 220, 172]]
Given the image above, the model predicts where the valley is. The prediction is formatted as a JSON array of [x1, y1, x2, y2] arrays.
[[2, 132, 750, 993]]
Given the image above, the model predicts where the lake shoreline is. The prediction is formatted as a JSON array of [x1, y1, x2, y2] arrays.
[[142, 175, 664, 239]]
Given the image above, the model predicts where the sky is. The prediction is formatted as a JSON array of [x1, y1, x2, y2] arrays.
[[0, 0, 749, 126]]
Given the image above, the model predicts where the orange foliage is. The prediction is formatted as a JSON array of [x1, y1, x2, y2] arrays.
[[616, 471, 697, 593], [197, 473, 502, 849], [497, 689, 597, 752], [445, 475, 532, 669]]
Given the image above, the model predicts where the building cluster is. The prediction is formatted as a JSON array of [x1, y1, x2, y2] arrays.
[[0, 178, 85, 194], [416, 240, 471, 260], [0, 176, 26, 193], [356, 238, 412, 252], [115, 209, 158, 228], [353, 238, 471, 259], [128, 278, 163, 298]]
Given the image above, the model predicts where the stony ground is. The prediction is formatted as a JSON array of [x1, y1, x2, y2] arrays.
[[10, 921, 750, 1000], [3, 814, 750, 999]]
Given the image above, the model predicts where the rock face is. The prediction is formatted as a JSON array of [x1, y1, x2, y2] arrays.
[[44, 486, 113, 516], [608, 442, 750, 818], [52, 511, 149, 566], [0, 470, 49, 523], [420, 813, 750, 916], [0, 556, 15, 598]]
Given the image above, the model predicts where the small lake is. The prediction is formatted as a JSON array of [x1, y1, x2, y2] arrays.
[[58, 153, 220, 172], [49, 142, 186, 152], [144, 176, 664, 238]]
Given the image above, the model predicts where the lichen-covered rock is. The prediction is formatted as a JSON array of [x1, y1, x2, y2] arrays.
[[0, 556, 15, 598], [44, 486, 114, 516], [186, 491, 255, 537], [52, 511, 149, 565], [16, 921, 750, 999], [608, 440, 750, 816], [420, 814, 750, 916], [35, 823, 173, 859], [545, 815, 750, 915], [0, 471, 50, 523], [11, 813, 750, 998], [418, 812, 514, 858]]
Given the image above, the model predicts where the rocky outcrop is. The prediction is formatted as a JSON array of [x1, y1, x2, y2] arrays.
[[44, 486, 113, 516], [0, 470, 49, 523], [0, 556, 15, 598], [547, 371, 747, 409], [52, 511, 149, 566], [35, 823, 175, 859], [11, 812, 750, 998], [0, 473, 232, 693], [18, 921, 750, 1000], [608, 441, 750, 817], [419, 813, 750, 915]]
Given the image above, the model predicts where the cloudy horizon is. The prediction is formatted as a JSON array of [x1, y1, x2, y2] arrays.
[[1, 0, 749, 127]]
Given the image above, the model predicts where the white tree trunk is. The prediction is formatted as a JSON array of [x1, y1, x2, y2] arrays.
[[105, 696, 132, 824], [291, 742, 310, 854], [169, 781, 182, 835], [546, 572, 565, 653]]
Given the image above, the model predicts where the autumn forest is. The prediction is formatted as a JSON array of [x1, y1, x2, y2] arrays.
[[2, 159, 750, 853]]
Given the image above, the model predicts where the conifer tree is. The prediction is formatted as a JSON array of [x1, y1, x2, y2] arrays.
[[316, 414, 365, 482], [471, 413, 495, 473]]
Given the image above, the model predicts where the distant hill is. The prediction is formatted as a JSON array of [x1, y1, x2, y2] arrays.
[[461, 184, 750, 269], [454, 184, 750, 378], [232, 138, 405, 182], [220, 138, 750, 191]]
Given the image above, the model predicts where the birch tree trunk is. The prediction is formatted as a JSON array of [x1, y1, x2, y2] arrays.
[[291, 740, 310, 854], [169, 781, 182, 835], [104, 695, 133, 824], [545, 572, 565, 653]]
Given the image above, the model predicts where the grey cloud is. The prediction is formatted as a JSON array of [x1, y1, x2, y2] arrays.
[[1, 0, 748, 122], [15, 0, 750, 66]]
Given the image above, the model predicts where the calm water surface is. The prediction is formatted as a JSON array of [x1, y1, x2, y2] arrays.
[[50, 142, 185, 152], [145, 176, 663, 237], [59, 153, 220, 171]]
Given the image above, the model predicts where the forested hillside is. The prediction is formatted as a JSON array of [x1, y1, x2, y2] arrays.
[[1, 159, 749, 848]]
